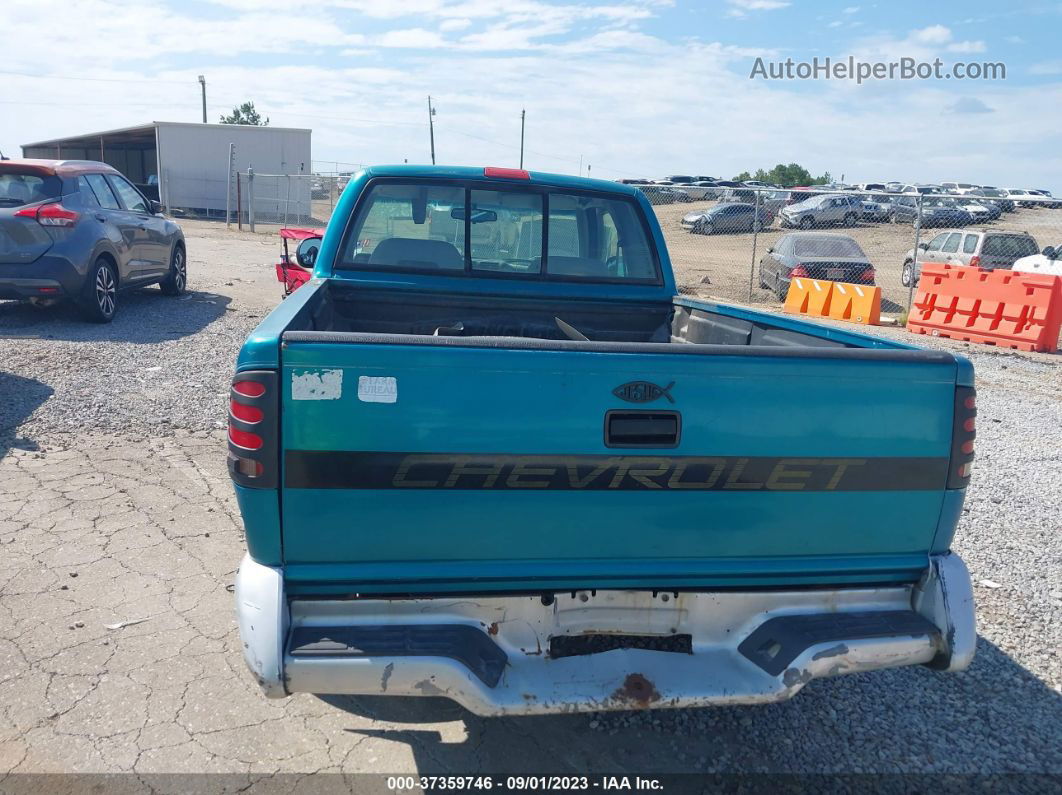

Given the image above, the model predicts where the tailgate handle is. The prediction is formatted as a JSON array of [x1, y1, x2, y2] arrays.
[[604, 411, 681, 448]]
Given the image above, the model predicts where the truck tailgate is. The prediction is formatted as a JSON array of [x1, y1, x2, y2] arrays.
[[278, 340, 957, 592]]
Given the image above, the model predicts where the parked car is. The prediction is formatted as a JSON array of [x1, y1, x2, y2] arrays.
[[1029, 190, 1062, 209], [759, 233, 875, 300], [666, 175, 695, 185], [681, 202, 773, 234], [857, 194, 891, 222], [954, 197, 1000, 223], [890, 196, 974, 228], [940, 182, 981, 195], [231, 163, 978, 714], [778, 193, 861, 229], [0, 159, 186, 322], [638, 185, 690, 205], [1004, 188, 1050, 207], [901, 228, 1040, 286], [971, 187, 1015, 213], [1012, 244, 1062, 275], [717, 188, 788, 214]]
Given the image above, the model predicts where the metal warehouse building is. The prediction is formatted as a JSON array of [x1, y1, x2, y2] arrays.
[[22, 121, 311, 218]]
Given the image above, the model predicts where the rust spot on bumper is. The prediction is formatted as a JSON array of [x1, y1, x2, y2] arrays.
[[612, 673, 660, 707]]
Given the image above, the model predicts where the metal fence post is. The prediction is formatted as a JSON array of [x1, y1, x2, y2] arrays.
[[748, 188, 763, 302], [225, 142, 235, 228], [907, 193, 924, 312], [284, 175, 291, 227], [236, 174, 242, 231], [247, 167, 255, 233]]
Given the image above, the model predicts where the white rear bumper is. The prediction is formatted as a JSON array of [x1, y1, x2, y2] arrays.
[[234, 553, 975, 716]]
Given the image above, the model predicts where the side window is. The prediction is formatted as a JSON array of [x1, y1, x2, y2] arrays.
[[77, 176, 99, 207], [962, 234, 979, 254], [926, 233, 948, 251], [84, 174, 120, 210], [941, 233, 962, 253], [108, 175, 148, 212]]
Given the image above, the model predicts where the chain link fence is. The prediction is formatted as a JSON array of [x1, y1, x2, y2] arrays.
[[644, 185, 1060, 315]]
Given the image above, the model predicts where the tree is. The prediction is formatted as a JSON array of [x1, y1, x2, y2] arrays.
[[220, 102, 269, 126], [730, 163, 831, 187]]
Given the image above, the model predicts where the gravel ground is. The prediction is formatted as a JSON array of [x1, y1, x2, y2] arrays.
[[0, 220, 1060, 782]]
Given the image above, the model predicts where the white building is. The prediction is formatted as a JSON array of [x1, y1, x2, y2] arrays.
[[22, 121, 312, 219]]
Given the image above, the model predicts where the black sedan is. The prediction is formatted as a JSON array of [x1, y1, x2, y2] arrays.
[[758, 233, 876, 300]]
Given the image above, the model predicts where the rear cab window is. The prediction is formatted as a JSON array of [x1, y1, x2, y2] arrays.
[[0, 170, 61, 208], [339, 180, 659, 283]]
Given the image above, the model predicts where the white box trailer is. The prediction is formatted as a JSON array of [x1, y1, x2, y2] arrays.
[[23, 121, 312, 218]]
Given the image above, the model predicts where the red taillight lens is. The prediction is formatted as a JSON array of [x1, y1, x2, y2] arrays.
[[968, 256, 981, 268], [228, 426, 263, 450], [948, 386, 976, 489], [230, 400, 263, 424], [859, 268, 876, 283], [15, 202, 80, 227], [233, 381, 266, 398], [790, 265, 810, 277], [484, 167, 530, 180]]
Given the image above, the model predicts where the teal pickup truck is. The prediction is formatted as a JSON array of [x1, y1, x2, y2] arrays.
[[230, 165, 977, 715]]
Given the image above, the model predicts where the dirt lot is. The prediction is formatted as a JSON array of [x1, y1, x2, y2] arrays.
[[0, 219, 1060, 784]]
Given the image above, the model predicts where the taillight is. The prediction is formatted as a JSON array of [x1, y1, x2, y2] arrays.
[[859, 267, 876, 283], [228, 372, 277, 488], [947, 386, 976, 488], [14, 202, 80, 227], [968, 256, 981, 268], [790, 265, 809, 277]]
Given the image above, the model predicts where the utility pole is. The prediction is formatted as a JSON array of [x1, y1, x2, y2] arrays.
[[198, 75, 207, 123], [519, 109, 525, 169], [427, 96, 437, 165]]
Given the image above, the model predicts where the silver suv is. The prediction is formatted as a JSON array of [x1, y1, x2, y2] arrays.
[[901, 229, 1039, 287], [779, 194, 860, 229]]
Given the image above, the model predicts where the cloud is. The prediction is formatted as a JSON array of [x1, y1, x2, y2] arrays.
[[828, 20, 843, 27], [1030, 60, 1062, 76], [439, 18, 473, 31], [842, 6, 860, 13], [725, 0, 789, 19], [1004, 35, 1024, 44], [376, 28, 448, 48], [946, 40, 986, 53], [948, 97, 993, 114], [910, 25, 952, 45]]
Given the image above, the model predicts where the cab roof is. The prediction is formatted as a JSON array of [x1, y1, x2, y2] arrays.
[[360, 164, 641, 197]]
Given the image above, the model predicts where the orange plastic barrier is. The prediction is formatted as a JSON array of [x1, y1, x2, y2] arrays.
[[783, 277, 833, 318], [828, 281, 882, 326], [783, 278, 881, 325], [907, 265, 1062, 353]]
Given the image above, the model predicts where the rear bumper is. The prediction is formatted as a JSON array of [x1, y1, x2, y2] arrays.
[[0, 255, 83, 300], [234, 553, 975, 715]]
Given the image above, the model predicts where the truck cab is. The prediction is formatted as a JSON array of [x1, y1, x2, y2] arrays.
[[231, 165, 976, 715]]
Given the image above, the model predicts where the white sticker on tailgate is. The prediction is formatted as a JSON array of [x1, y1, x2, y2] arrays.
[[291, 369, 343, 400], [358, 376, 397, 404]]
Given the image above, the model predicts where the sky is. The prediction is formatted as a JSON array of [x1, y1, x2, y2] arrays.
[[3, 0, 1062, 189]]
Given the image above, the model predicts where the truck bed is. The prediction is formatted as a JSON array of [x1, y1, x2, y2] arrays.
[[231, 280, 969, 595], [283, 280, 901, 350]]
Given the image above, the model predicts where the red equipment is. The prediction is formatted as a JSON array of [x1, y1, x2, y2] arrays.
[[275, 227, 324, 296]]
